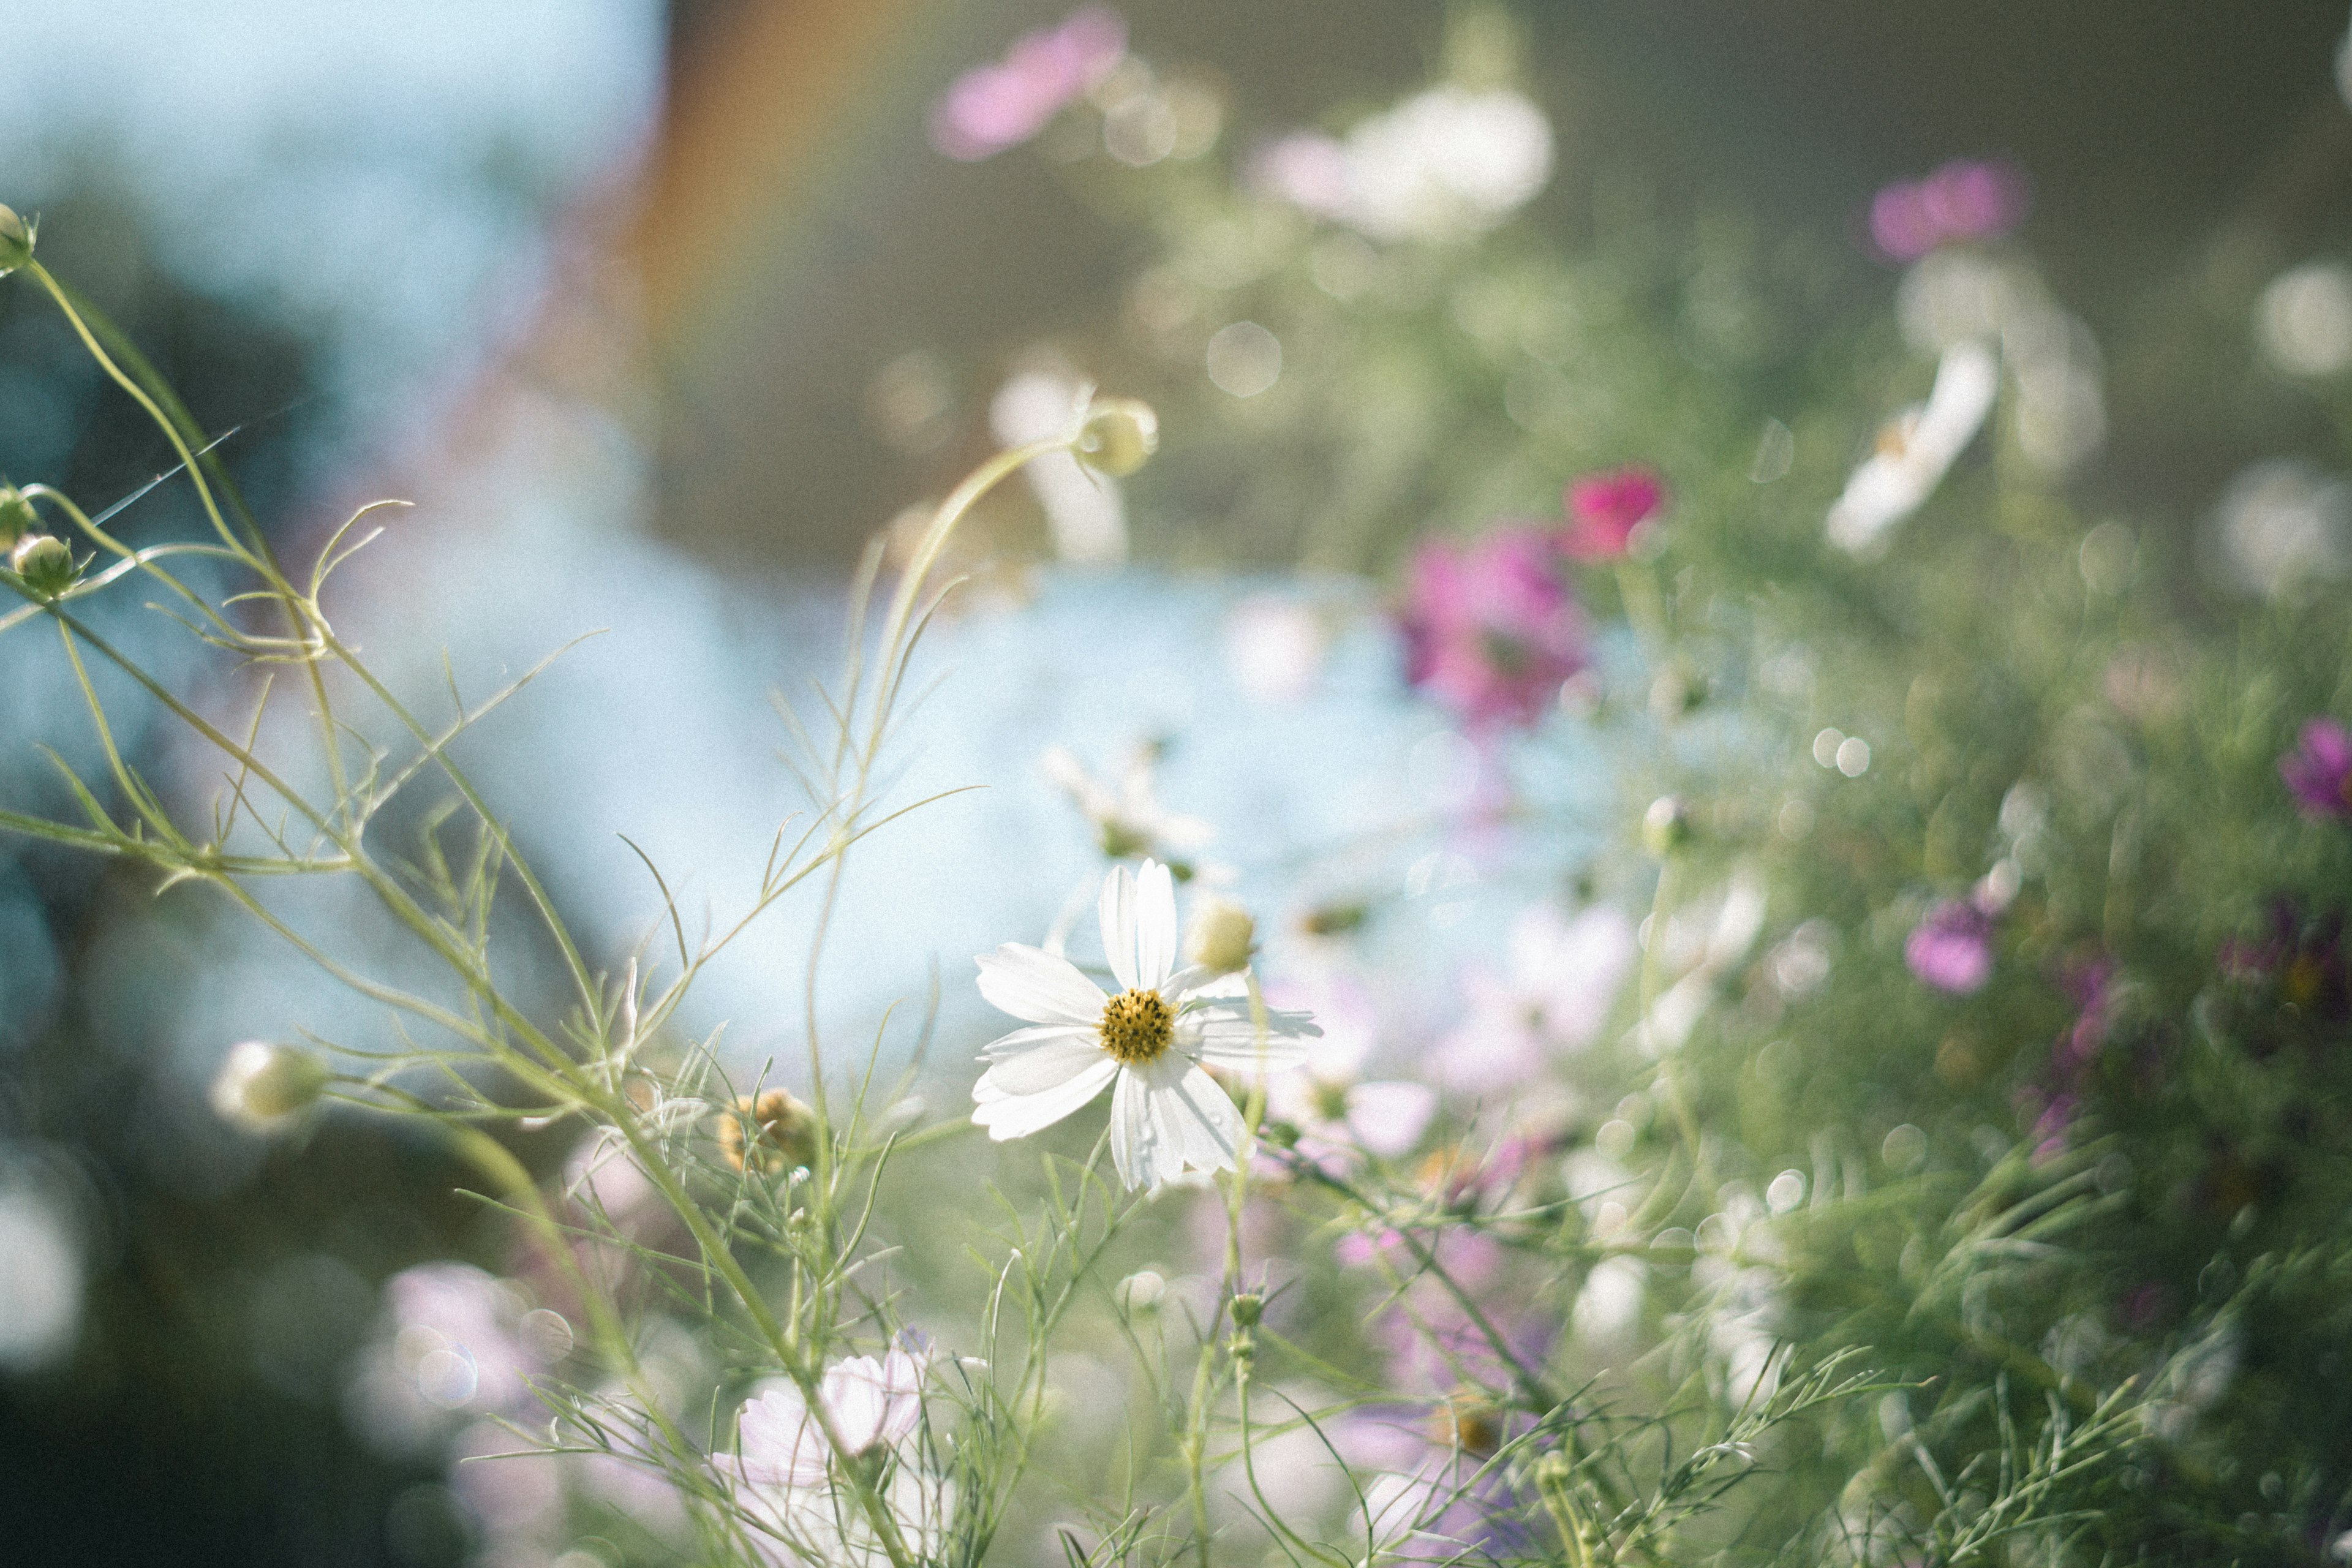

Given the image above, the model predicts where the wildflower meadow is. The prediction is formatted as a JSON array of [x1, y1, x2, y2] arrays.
[[5, 6, 2352, 1566]]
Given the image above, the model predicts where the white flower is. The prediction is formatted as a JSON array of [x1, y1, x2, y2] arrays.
[[1261, 977, 1433, 1162], [717, 1347, 944, 1568], [727, 1348, 929, 1491], [1825, 339, 1998, 552], [1257, 86, 1553, 244], [971, 859, 1316, 1189], [1041, 743, 1213, 864]]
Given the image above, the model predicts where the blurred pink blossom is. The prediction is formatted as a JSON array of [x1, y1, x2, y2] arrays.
[[1431, 903, 1637, 1093], [1869, 159, 2028, 262], [1398, 527, 1588, 729], [1561, 466, 1666, 561], [930, 7, 1126, 161], [1904, 899, 1994, 993], [2281, 717, 2352, 818]]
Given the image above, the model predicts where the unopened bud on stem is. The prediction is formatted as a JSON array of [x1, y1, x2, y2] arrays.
[[0, 205, 30, 273], [718, 1088, 819, 1175], [1641, 794, 1691, 856], [209, 1039, 331, 1133], [1184, 897, 1256, 974], [1076, 397, 1158, 477], [10, 534, 75, 597]]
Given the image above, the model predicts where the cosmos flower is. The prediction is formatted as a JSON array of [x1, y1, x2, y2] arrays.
[[1561, 466, 1666, 561], [718, 1345, 949, 1568], [1905, 899, 1995, 994], [1398, 527, 1588, 730], [1826, 340, 1999, 552], [1431, 903, 1637, 1093], [2281, 718, 2352, 818], [725, 1347, 929, 1492], [1868, 159, 2029, 263], [929, 7, 1127, 161], [971, 859, 1315, 1189], [1251, 86, 1553, 244], [1259, 977, 1435, 1167], [1041, 742, 1214, 864]]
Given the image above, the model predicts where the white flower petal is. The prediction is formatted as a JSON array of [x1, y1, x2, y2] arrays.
[[1134, 859, 1178, 990], [1187, 1000, 1321, 1038], [972, 1057, 1117, 1140], [869, 1349, 927, 1448], [1157, 962, 1219, 1003], [824, 1355, 890, 1451], [978, 1023, 1099, 1061], [1109, 1065, 1155, 1188], [1185, 1033, 1309, 1073], [976, 943, 1105, 1026], [973, 1035, 1110, 1101], [1098, 863, 1140, 993], [1155, 1061, 1245, 1177], [737, 1382, 827, 1488]]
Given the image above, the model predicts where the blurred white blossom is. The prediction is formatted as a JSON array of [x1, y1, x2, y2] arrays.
[[1253, 86, 1552, 243]]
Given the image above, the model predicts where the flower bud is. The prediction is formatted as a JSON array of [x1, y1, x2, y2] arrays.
[[0, 205, 30, 273], [209, 1039, 331, 1133], [9, 534, 74, 597], [0, 488, 34, 548], [1227, 1291, 1263, 1328], [1076, 397, 1159, 477], [718, 1088, 818, 1175], [1114, 1268, 1166, 1314], [1184, 896, 1256, 974], [1641, 793, 1691, 856]]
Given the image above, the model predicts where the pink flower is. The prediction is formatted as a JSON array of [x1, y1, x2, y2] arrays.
[[2281, 718, 2352, 818], [1560, 466, 1665, 560], [1904, 899, 1994, 994], [1868, 159, 2028, 262], [1398, 527, 1588, 729], [1431, 903, 1636, 1093], [929, 7, 1126, 161]]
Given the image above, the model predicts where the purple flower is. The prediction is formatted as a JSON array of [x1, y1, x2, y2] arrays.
[[929, 7, 1126, 162], [1398, 527, 1588, 730], [1868, 159, 2028, 262], [1561, 466, 1666, 561], [1904, 899, 1994, 994], [2281, 718, 2352, 818]]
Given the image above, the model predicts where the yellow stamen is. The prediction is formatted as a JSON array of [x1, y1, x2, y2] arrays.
[[1099, 988, 1175, 1066]]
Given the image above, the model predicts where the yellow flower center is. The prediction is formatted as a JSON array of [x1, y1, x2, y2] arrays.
[[1099, 988, 1175, 1066]]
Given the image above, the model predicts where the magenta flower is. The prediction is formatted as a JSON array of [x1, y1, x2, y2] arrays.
[[1868, 159, 2029, 262], [2281, 718, 2352, 818], [929, 7, 1126, 162], [1398, 527, 1588, 729], [1561, 466, 1665, 560], [1904, 899, 1994, 994]]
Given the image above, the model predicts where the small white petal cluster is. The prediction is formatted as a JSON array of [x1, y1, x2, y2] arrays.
[[972, 859, 1315, 1189], [1256, 86, 1553, 244]]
